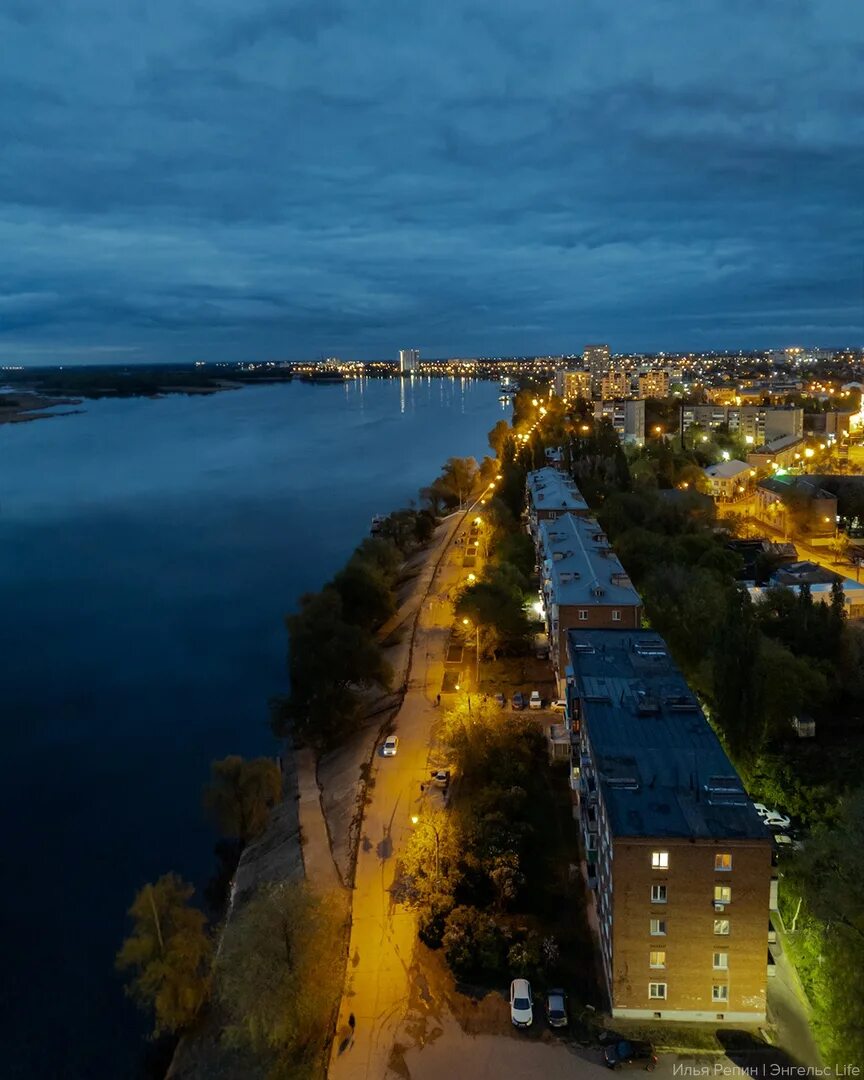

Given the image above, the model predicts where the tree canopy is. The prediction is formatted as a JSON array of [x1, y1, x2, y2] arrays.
[[116, 874, 212, 1037], [203, 755, 282, 845]]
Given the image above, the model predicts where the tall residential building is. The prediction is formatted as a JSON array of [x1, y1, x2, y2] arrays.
[[601, 371, 631, 400], [398, 348, 420, 373], [584, 343, 612, 392], [555, 368, 592, 401], [594, 398, 646, 446], [638, 371, 670, 398], [568, 629, 772, 1022]]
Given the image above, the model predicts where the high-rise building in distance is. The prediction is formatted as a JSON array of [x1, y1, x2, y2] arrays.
[[398, 348, 420, 373], [584, 343, 612, 393]]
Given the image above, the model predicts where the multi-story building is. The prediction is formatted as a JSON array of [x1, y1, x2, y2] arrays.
[[754, 476, 838, 538], [638, 371, 670, 398], [567, 629, 772, 1022], [594, 399, 646, 446], [555, 368, 592, 401], [746, 434, 804, 473], [601, 371, 632, 399], [398, 348, 419, 373], [535, 515, 642, 686], [703, 460, 753, 500], [681, 405, 803, 445], [584, 343, 612, 394], [526, 467, 590, 529]]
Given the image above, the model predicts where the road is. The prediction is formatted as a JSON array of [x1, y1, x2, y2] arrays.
[[329, 500, 486, 1080]]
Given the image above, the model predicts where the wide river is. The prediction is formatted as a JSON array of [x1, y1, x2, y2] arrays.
[[0, 376, 505, 1078]]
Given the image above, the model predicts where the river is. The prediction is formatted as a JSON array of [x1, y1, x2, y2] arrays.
[[0, 376, 506, 1079]]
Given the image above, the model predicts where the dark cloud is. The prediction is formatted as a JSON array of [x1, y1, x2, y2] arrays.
[[0, 0, 862, 364]]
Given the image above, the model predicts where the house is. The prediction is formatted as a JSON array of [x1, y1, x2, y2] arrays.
[[703, 460, 752, 500], [754, 476, 838, 538], [526, 468, 590, 532], [746, 434, 805, 474]]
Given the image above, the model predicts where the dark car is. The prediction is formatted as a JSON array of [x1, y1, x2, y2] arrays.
[[545, 988, 568, 1028], [604, 1039, 657, 1071], [512, 691, 526, 710]]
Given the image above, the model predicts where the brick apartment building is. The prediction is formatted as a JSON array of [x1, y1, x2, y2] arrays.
[[526, 467, 590, 527], [536, 515, 642, 687], [567, 629, 772, 1022]]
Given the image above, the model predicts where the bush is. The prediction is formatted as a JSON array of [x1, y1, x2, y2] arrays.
[[442, 906, 509, 978]]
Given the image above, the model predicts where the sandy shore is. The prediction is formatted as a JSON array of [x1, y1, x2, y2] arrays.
[[0, 392, 83, 423]]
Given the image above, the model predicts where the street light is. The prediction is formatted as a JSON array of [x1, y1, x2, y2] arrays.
[[410, 816, 440, 878]]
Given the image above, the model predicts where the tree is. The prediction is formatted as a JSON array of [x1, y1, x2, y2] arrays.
[[441, 905, 508, 976], [437, 456, 479, 507], [116, 874, 212, 1037], [203, 755, 282, 845], [488, 852, 523, 910], [488, 419, 512, 460], [217, 882, 346, 1063], [332, 558, 395, 629], [280, 589, 392, 746], [713, 588, 762, 762]]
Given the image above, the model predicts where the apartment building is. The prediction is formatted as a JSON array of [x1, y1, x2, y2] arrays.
[[536, 516, 642, 686], [638, 371, 670, 398], [681, 405, 803, 445], [601, 371, 632, 399], [703, 460, 752, 500], [746, 434, 804, 473], [567, 629, 772, 1022], [594, 399, 646, 446], [754, 476, 838, 538], [526, 467, 590, 529], [555, 368, 592, 401]]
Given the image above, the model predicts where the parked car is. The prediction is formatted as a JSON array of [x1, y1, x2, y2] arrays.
[[545, 988, 568, 1028], [603, 1039, 657, 1070], [509, 978, 533, 1027], [493, 693, 506, 708], [382, 735, 399, 757], [512, 692, 526, 711], [431, 769, 451, 788], [529, 690, 542, 710], [753, 803, 791, 829], [550, 699, 567, 712]]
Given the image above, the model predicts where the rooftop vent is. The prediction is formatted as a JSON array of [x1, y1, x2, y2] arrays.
[[664, 695, 699, 712], [635, 690, 661, 715], [704, 776, 749, 805], [633, 639, 666, 657]]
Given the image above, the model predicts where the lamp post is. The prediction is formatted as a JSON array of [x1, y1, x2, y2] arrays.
[[410, 815, 440, 878]]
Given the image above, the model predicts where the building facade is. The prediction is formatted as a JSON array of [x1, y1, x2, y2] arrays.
[[754, 476, 838, 538], [681, 405, 803, 445], [567, 630, 772, 1022], [703, 460, 752, 500], [526, 467, 590, 527], [746, 434, 804, 473], [601, 371, 632, 400], [638, 371, 670, 398], [594, 398, 646, 446], [398, 348, 419, 373], [584, 343, 612, 393], [556, 368, 592, 401]]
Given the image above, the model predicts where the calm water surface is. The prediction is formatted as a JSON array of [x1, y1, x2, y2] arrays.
[[0, 377, 505, 1078]]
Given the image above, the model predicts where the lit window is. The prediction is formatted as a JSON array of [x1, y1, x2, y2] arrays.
[[649, 950, 666, 969], [651, 884, 667, 904], [712, 985, 729, 1002], [650, 919, 666, 936], [652, 851, 669, 869], [578, 609, 588, 621], [714, 919, 730, 935], [612, 610, 621, 622], [713, 952, 729, 970], [649, 982, 667, 1000], [715, 853, 732, 871], [714, 885, 732, 904]]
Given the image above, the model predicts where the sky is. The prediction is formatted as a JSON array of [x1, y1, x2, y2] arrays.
[[1, 0, 863, 365]]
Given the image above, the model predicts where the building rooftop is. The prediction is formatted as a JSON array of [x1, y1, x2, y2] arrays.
[[539, 515, 642, 609], [704, 459, 750, 479], [757, 474, 835, 500], [749, 433, 803, 455], [567, 629, 767, 841], [526, 467, 589, 515]]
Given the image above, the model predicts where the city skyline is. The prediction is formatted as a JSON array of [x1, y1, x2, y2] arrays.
[[2, 1, 863, 366]]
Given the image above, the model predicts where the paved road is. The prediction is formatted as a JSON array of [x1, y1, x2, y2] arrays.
[[329, 502, 485, 1079]]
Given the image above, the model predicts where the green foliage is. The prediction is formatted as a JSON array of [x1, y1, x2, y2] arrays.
[[782, 791, 864, 1064], [280, 589, 391, 748], [641, 565, 731, 671], [332, 558, 395, 629], [488, 419, 512, 460], [454, 570, 531, 659], [216, 882, 347, 1068], [507, 936, 541, 977], [441, 905, 509, 977], [713, 589, 762, 763], [493, 530, 535, 581], [116, 874, 212, 1037], [203, 756, 282, 845]]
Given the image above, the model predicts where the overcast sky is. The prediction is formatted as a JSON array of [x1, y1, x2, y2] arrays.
[[2, 0, 863, 365]]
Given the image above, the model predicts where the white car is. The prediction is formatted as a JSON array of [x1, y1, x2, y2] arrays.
[[382, 735, 399, 757], [529, 691, 542, 710], [753, 803, 791, 830], [550, 699, 567, 712], [510, 978, 533, 1027]]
